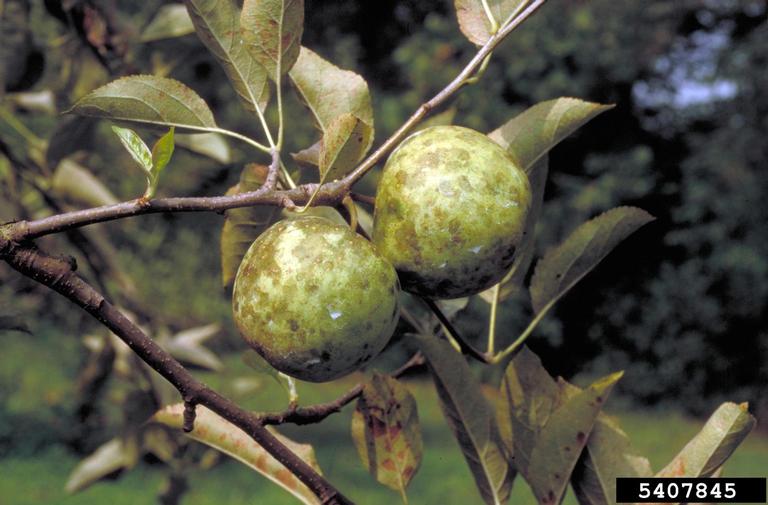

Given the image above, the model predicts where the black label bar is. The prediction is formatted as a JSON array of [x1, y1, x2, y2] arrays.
[[616, 477, 767, 503]]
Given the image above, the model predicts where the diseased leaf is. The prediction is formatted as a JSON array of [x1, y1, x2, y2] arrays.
[[501, 346, 622, 505], [489, 98, 613, 170], [241, 0, 304, 80], [530, 207, 654, 315], [183, 0, 270, 114], [140, 4, 195, 42], [319, 113, 373, 181], [290, 47, 373, 130], [151, 127, 175, 174], [52, 158, 119, 208], [454, 0, 528, 45], [657, 402, 755, 478], [351, 373, 423, 501], [111, 125, 153, 173], [65, 437, 139, 494], [71, 75, 218, 132], [175, 132, 231, 164], [480, 156, 548, 303], [220, 164, 280, 287], [571, 415, 652, 505], [153, 404, 322, 505], [416, 334, 513, 505]]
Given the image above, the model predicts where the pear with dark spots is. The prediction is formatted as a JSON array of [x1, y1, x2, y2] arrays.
[[372, 125, 532, 299], [232, 217, 400, 382]]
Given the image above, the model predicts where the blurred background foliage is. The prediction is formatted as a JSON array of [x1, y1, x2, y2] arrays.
[[0, 0, 767, 501]]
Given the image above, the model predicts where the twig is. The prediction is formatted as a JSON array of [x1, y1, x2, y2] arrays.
[[0, 241, 352, 505], [258, 353, 425, 426]]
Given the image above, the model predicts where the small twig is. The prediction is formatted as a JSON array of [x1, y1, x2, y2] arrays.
[[422, 298, 492, 364], [264, 149, 281, 191], [258, 353, 425, 426], [182, 400, 197, 433], [349, 192, 376, 206]]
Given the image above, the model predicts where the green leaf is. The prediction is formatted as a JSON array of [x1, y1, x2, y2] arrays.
[[151, 127, 175, 175], [241, 0, 304, 80], [351, 373, 423, 502], [71, 75, 218, 132], [319, 113, 373, 182], [183, 0, 270, 114], [220, 164, 280, 287], [416, 334, 513, 505], [175, 132, 231, 164], [500, 346, 622, 505], [480, 156, 548, 303], [530, 206, 655, 315], [140, 4, 196, 42], [65, 437, 139, 494], [454, 0, 528, 45], [489, 98, 613, 170], [657, 402, 755, 478], [111, 125, 153, 173], [290, 47, 374, 179], [571, 415, 652, 505], [51, 158, 120, 208], [153, 404, 323, 505]]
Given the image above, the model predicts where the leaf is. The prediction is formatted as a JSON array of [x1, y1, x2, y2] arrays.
[[500, 346, 622, 505], [151, 127, 175, 174], [351, 373, 423, 501], [489, 98, 613, 170], [289, 46, 374, 179], [454, 0, 528, 45], [140, 4, 196, 42], [530, 207, 654, 315], [319, 113, 373, 182], [241, 0, 304, 80], [70, 75, 218, 132], [163, 323, 222, 371], [51, 158, 120, 208], [65, 438, 139, 494], [657, 402, 755, 478], [183, 0, 270, 114], [175, 132, 231, 164], [571, 415, 652, 505], [416, 334, 513, 505], [111, 125, 153, 173], [480, 156, 548, 303], [220, 163, 280, 287], [153, 403, 323, 505]]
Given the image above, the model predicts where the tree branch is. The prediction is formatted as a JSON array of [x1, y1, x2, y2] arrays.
[[0, 240, 353, 505], [0, 0, 547, 244], [258, 352, 425, 426]]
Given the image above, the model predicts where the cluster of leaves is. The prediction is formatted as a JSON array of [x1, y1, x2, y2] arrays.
[[1, 0, 761, 504]]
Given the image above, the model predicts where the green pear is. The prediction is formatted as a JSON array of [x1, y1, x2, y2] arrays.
[[233, 217, 400, 382], [373, 125, 531, 299]]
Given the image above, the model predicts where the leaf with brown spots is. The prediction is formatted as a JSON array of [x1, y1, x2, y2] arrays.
[[289, 47, 374, 180], [488, 98, 613, 170], [69, 75, 218, 132], [500, 346, 622, 505], [530, 206, 655, 316], [183, 0, 270, 114], [220, 163, 280, 287], [241, 0, 304, 80], [417, 334, 513, 505], [153, 403, 322, 505], [571, 414, 652, 505], [351, 373, 422, 503], [657, 402, 755, 479]]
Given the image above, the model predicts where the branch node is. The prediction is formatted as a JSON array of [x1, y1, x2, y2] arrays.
[[183, 400, 197, 433]]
